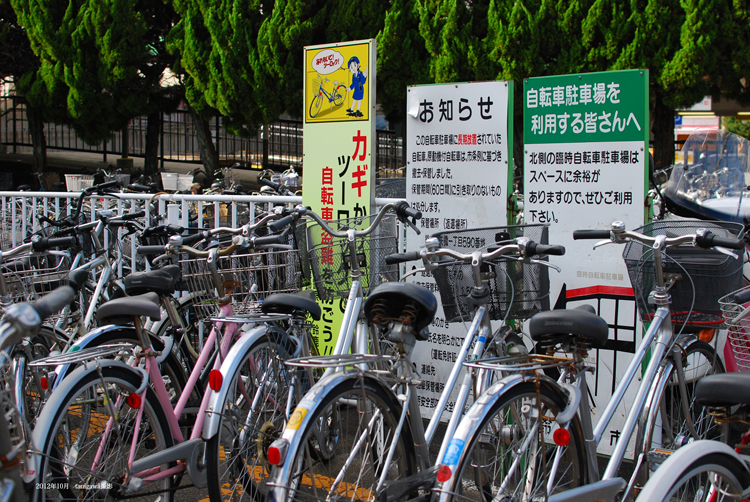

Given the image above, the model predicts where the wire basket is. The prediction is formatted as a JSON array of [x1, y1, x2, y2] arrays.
[[1, 252, 70, 309], [430, 224, 552, 322], [623, 220, 744, 328], [181, 246, 303, 321], [0, 351, 28, 475], [720, 286, 750, 371], [306, 214, 399, 302]]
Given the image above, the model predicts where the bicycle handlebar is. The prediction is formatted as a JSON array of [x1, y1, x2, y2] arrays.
[[573, 230, 612, 240], [387, 239, 564, 266], [31, 236, 78, 252], [574, 222, 745, 251]]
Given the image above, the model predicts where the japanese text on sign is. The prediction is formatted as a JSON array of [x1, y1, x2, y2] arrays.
[[417, 97, 496, 123]]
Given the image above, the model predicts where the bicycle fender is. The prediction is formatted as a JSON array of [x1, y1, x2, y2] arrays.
[[636, 440, 750, 500], [202, 325, 295, 439], [266, 371, 400, 502], [433, 373, 556, 502], [51, 324, 137, 390], [30, 360, 146, 485]]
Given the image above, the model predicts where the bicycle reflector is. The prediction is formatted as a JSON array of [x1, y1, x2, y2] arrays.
[[267, 439, 289, 466], [553, 428, 571, 446], [208, 370, 223, 391], [436, 465, 452, 483], [40, 376, 48, 390], [127, 393, 142, 409], [698, 329, 716, 343]]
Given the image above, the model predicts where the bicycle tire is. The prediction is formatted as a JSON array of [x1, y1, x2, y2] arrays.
[[205, 326, 298, 502], [274, 374, 417, 502], [334, 86, 347, 107], [32, 363, 174, 502], [635, 339, 724, 486], [309, 95, 322, 118], [638, 446, 750, 501], [445, 380, 587, 501], [0, 400, 25, 502]]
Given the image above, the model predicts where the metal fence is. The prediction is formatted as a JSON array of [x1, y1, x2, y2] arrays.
[[0, 96, 404, 177]]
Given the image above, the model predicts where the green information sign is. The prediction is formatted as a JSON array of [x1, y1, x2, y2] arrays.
[[524, 70, 649, 144]]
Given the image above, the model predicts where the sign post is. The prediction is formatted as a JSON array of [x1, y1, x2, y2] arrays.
[[523, 69, 649, 455], [302, 39, 376, 355], [405, 80, 513, 418]]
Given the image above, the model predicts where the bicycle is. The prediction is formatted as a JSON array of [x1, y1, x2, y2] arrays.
[[264, 224, 565, 502], [201, 201, 420, 502], [635, 284, 750, 502], [432, 219, 744, 502], [0, 286, 75, 502], [28, 212, 300, 502], [309, 73, 347, 118]]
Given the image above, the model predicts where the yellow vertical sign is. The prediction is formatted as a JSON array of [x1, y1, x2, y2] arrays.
[[302, 39, 376, 355]]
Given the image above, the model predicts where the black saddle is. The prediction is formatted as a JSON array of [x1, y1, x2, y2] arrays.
[[97, 292, 161, 324], [261, 290, 322, 320], [124, 265, 182, 296], [696, 372, 750, 407], [364, 282, 438, 336], [529, 305, 609, 348]]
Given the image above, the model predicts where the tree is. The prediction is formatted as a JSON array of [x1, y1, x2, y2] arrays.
[[0, 0, 53, 172]]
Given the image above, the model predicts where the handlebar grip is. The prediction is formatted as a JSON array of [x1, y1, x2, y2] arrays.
[[253, 234, 285, 247], [259, 177, 291, 195], [127, 184, 155, 193], [32, 286, 75, 323], [695, 231, 745, 250], [120, 210, 145, 221], [137, 245, 167, 255], [528, 243, 566, 256], [385, 252, 422, 265], [573, 230, 611, 240], [91, 180, 121, 192], [269, 214, 296, 233], [182, 232, 205, 246], [732, 288, 750, 305], [394, 201, 422, 220], [31, 236, 78, 252]]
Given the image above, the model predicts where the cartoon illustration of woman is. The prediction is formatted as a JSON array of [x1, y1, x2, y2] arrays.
[[346, 56, 367, 118]]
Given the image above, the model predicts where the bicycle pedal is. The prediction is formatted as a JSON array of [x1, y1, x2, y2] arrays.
[[646, 449, 673, 470]]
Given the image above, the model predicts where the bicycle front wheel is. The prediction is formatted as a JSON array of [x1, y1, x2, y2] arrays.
[[33, 363, 174, 502], [205, 327, 296, 501], [334, 85, 347, 107], [309, 95, 322, 118], [636, 340, 724, 485], [278, 375, 417, 502], [637, 442, 750, 501], [446, 380, 587, 501]]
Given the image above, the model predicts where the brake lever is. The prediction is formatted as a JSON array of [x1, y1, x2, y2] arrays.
[[402, 267, 427, 279], [593, 239, 615, 250], [714, 246, 739, 260], [528, 257, 562, 273], [401, 216, 421, 235]]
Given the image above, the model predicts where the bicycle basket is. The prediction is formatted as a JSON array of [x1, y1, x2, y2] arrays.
[[623, 220, 744, 328], [181, 234, 303, 321], [720, 286, 750, 371], [306, 214, 399, 302], [1, 252, 70, 309], [430, 224, 551, 322]]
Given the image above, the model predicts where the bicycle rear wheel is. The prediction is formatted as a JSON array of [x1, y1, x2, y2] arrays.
[[32, 363, 174, 502], [309, 95, 322, 118], [277, 375, 417, 502], [205, 326, 297, 502], [334, 86, 347, 107], [444, 380, 587, 501], [636, 340, 724, 484]]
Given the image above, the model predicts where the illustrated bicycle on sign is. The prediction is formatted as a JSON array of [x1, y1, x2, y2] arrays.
[[309, 73, 347, 118]]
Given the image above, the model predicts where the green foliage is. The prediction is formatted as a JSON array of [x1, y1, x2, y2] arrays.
[[725, 117, 750, 138]]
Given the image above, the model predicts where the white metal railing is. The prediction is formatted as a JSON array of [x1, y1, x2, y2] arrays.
[[0, 191, 401, 275]]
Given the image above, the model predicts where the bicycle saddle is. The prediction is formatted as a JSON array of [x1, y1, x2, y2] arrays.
[[364, 282, 438, 337], [529, 305, 609, 348], [124, 265, 182, 296], [261, 290, 322, 320], [97, 292, 162, 324], [695, 372, 750, 407], [68, 269, 90, 293]]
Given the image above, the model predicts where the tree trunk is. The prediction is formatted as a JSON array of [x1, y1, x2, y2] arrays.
[[26, 104, 47, 173], [652, 95, 676, 173], [144, 110, 161, 176], [190, 108, 218, 180]]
